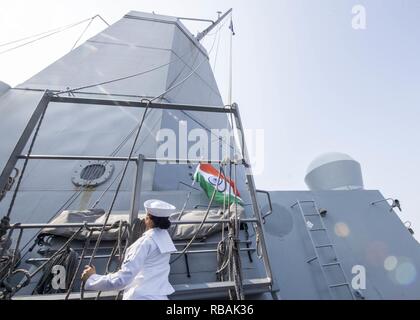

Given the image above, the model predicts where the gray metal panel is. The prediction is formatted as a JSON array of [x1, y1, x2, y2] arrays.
[[262, 189, 420, 299], [165, 51, 223, 106], [18, 42, 172, 94], [5, 101, 162, 192], [0, 11, 265, 300], [0, 81, 10, 96], [90, 13, 176, 50], [124, 11, 209, 57], [16, 11, 216, 100], [0, 90, 45, 173]]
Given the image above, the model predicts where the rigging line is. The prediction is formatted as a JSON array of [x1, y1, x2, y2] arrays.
[[64, 230, 93, 300], [86, 102, 151, 266], [0, 16, 94, 48], [88, 106, 158, 209], [86, 43, 222, 266], [5, 93, 48, 219], [71, 16, 96, 51], [90, 107, 160, 208], [6, 92, 156, 269], [170, 164, 225, 265], [203, 18, 229, 38], [169, 178, 197, 238], [96, 14, 111, 27], [203, 18, 228, 104], [165, 16, 222, 91], [212, 27, 222, 73], [180, 110, 235, 151], [151, 24, 221, 104], [96, 222, 129, 300], [55, 49, 196, 96], [16, 120, 136, 222], [4, 19, 225, 281], [13, 109, 157, 261], [212, 17, 229, 73], [90, 109, 156, 167], [226, 13, 241, 159], [4, 225, 85, 298], [166, 22, 222, 102], [164, 24, 235, 149], [57, 20, 221, 97], [79, 31, 221, 209], [89, 109, 161, 209], [151, 55, 207, 103], [0, 17, 97, 56], [228, 12, 234, 107], [8, 189, 83, 268], [165, 50, 200, 91], [5, 42, 215, 279], [16, 71, 156, 240], [166, 21, 217, 90]]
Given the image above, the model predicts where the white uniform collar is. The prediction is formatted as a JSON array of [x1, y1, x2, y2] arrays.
[[144, 228, 176, 254]]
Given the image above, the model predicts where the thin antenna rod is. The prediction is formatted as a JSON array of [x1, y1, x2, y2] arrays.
[[178, 17, 214, 24], [196, 8, 232, 42]]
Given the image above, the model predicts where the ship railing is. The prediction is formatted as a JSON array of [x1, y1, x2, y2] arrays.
[[0, 90, 274, 299]]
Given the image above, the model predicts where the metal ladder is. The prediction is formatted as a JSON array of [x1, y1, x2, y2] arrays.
[[291, 200, 355, 300]]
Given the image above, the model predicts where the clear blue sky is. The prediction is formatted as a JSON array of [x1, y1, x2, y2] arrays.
[[1, 0, 419, 238]]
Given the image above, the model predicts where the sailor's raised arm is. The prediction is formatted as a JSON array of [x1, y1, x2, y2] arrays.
[[82, 239, 151, 292]]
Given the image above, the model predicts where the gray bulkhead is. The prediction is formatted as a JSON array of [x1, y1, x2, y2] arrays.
[[260, 190, 420, 299], [0, 11, 266, 298], [1, 10, 419, 300]]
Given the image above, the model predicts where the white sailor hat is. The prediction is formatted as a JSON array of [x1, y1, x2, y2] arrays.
[[144, 199, 176, 217]]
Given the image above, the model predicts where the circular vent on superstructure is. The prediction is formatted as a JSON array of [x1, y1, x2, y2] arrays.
[[80, 164, 106, 180], [72, 161, 114, 187]]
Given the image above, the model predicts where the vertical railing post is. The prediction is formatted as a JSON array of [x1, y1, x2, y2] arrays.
[[0, 90, 51, 195], [130, 154, 144, 226], [231, 103, 274, 285]]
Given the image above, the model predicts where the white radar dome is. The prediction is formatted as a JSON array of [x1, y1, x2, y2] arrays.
[[304, 152, 364, 191]]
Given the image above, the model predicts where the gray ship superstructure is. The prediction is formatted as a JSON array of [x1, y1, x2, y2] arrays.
[[0, 10, 419, 300]]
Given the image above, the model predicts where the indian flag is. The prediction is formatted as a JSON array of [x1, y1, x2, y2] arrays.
[[194, 163, 242, 205]]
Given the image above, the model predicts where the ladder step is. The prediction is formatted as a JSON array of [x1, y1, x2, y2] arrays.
[[322, 262, 340, 267], [306, 256, 318, 263], [310, 228, 326, 231], [315, 244, 333, 248], [329, 283, 350, 288]]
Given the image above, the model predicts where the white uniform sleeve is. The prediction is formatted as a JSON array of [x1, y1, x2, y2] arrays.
[[85, 238, 151, 292]]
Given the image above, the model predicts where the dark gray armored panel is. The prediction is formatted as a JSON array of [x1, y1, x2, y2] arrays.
[[261, 190, 420, 299]]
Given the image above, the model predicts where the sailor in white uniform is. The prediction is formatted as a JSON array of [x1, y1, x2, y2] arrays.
[[81, 199, 177, 300]]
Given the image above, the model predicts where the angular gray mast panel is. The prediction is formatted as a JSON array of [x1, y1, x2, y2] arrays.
[[0, 12, 232, 264], [17, 10, 222, 106]]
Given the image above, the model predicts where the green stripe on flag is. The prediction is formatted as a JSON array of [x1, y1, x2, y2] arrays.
[[194, 172, 242, 205]]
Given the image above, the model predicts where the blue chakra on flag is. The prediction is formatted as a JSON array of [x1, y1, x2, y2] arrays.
[[207, 176, 226, 192]]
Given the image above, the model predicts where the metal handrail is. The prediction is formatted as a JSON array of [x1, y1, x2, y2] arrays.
[[26, 247, 256, 262], [0, 93, 274, 299], [10, 218, 259, 230], [256, 189, 273, 222], [18, 154, 243, 165]]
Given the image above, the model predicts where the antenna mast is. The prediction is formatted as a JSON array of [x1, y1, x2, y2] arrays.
[[196, 8, 233, 42]]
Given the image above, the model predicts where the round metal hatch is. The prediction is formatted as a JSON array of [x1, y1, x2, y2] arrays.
[[71, 161, 114, 187]]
